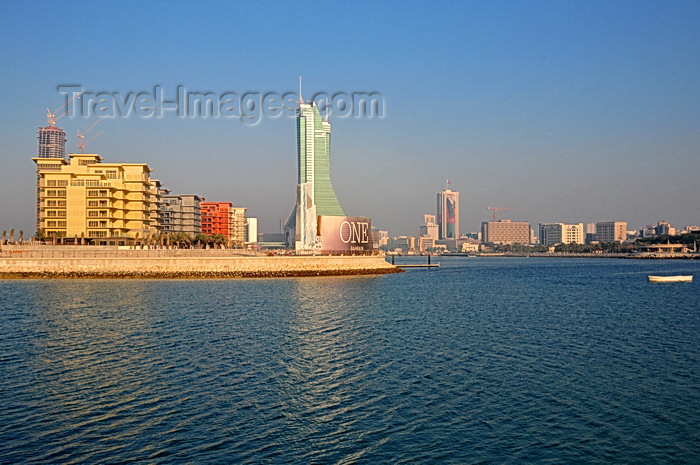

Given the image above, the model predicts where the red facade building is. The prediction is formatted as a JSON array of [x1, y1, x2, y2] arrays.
[[201, 202, 233, 239]]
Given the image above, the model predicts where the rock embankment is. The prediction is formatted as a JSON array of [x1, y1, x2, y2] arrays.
[[0, 255, 403, 279]]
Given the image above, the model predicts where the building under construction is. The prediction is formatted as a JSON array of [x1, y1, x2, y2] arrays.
[[37, 125, 66, 159]]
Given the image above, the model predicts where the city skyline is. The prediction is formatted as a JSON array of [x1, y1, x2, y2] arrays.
[[1, 2, 698, 237]]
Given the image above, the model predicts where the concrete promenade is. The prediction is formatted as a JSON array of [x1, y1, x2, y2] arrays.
[[0, 246, 402, 278]]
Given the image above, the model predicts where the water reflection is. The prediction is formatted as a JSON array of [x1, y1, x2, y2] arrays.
[[22, 281, 163, 462], [280, 277, 388, 457]]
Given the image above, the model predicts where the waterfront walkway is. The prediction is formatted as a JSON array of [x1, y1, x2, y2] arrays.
[[0, 246, 401, 278]]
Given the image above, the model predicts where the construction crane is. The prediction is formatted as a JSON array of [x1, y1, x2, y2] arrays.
[[487, 207, 514, 220], [46, 92, 82, 126], [77, 120, 103, 153]]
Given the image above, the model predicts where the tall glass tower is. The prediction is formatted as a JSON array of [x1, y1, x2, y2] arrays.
[[286, 95, 345, 250], [437, 189, 460, 239]]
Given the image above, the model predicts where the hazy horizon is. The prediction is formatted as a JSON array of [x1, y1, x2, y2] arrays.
[[1, 1, 698, 237]]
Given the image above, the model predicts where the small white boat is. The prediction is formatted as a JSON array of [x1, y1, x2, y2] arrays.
[[648, 275, 693, 282]]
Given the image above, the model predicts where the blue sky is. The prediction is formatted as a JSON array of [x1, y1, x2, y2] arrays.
[[1, 1, 698, 236]]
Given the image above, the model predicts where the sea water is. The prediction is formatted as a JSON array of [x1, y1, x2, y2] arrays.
[[1, 257, 698, 464]]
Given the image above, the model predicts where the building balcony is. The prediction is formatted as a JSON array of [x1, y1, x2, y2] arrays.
[[71, 181, 113, 188]]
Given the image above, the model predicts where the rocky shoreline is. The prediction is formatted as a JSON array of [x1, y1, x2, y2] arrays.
[[0, 267, 404, 279]]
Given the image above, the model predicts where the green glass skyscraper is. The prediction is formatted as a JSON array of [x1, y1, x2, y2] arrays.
[[285, 95, 345, 250]]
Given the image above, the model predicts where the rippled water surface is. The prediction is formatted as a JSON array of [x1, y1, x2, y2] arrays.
[[1, 258, 698, 464]]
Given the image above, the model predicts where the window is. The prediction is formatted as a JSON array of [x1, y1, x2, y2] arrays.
[[88, 211, 109, 218], [88, 221, 99, 228], [47, 180, 57, 187]]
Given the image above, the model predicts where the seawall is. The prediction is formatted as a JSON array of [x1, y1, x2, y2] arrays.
[[0, 254, 403, 279]]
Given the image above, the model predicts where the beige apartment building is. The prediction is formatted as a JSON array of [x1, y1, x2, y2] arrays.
[[34, 153, 161, 245], [596, 221, 627, 242], [231, 207, 247, 244], [539, 223, 585, 246], [481, 220, 532, 245]]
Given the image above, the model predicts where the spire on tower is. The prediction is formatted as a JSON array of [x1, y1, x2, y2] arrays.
[[323, 98, 331, 122], [298, 76, 304, 106]]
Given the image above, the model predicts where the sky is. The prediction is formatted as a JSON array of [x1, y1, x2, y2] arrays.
[[1, 1, 698, 237]]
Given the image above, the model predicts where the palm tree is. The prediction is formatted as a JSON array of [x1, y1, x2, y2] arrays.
[[171, 232, 191, 248], [211, 233, 226, 249], [9, 229, 14, 243], [194, 233, 211, 249], [19, 230, 24, 244], [2, 230, 6, 244], [34, 229, 46, 242]]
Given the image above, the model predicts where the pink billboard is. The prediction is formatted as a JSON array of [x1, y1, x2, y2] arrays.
[[446, 193, 456, 223], [317, 216, 373, 252]]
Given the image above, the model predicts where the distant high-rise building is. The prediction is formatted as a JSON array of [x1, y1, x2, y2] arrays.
[[418, 213, 439, 253], [596, 221, 627, 242], [419, 213, 439, 240], [437, 189, 459, 239], [482, 220, 531, 245], [231, 207, 247, 244], [285, 93, 344, 250], [377, 230, 389, 249], [245, 218, 258, 243], [37, 125, 67, 159], [539, 223, 584, 246], [387, 236, 415, 253], [654, 221, 675, 236]]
